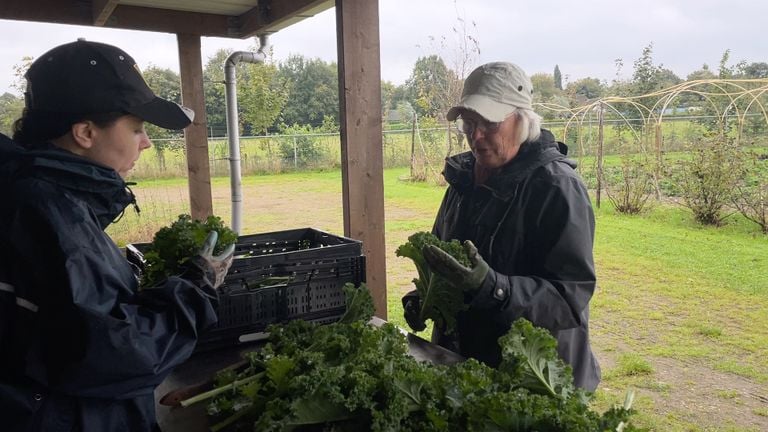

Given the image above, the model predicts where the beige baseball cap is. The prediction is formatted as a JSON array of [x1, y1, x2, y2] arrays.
[[447, 62, 533, 122]]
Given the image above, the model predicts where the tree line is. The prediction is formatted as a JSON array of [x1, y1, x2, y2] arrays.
[[1, 43, 767, 139]]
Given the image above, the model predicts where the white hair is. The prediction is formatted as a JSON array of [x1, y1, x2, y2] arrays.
[[511, 107, 542, 144]]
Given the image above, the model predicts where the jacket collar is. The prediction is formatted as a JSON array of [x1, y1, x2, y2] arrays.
[[443, 129, 575, 200], [0, 134, 137, 228]]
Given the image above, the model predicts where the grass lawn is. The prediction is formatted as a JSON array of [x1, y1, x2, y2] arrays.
[[112, 167, 768, 431]]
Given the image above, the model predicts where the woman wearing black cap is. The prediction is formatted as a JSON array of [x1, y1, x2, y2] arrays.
[[0, 40, 232, 432]]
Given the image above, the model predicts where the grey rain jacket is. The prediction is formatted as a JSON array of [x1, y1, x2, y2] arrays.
[[431, 129, 601, 391], [0, 134, 219, 431]]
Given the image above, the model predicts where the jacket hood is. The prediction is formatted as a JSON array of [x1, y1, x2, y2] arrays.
[[443, 129, 576, 199], [0, 134, 137, 228]]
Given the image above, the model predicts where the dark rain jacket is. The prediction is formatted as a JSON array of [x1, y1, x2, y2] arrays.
[[431, 129, 601, 391], [0, 134, 219, 431]]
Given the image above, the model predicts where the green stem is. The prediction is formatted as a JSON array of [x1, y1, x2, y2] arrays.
[[211, 404, 262, 432], [418, 274, 437, 322], [180, 372, 264, 407]]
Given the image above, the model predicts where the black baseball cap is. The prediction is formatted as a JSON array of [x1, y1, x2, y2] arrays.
[[24, 39, 194, 130]]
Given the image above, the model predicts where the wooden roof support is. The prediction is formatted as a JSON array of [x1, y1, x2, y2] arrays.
[[177, 34, 214, 221], [106, 6, 236, 37], [92, 0, 119, 26], [0, 0, 90, 24], [336, 0, 387, 318], [239, 0, 333, 37]]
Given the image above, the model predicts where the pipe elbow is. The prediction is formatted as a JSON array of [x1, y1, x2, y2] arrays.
[[224, 52, 244, 69], [257, 34, 270, 57]]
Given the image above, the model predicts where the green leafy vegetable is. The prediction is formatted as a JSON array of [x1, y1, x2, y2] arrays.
[[498, 318, 575, 400], [338, 282, 376, 324], [180, 286, 637, 431], [141, 214, 238, 288], [395, 231, 471, 333]]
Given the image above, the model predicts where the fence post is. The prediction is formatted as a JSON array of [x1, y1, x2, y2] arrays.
[[596, 102, 604, 209], [293, 137, 298, 169], [410, 113, 416, 178], [654, 123, 663, 199]]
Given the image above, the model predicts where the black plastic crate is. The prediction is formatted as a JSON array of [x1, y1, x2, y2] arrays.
[[126, 228, 366, 351]]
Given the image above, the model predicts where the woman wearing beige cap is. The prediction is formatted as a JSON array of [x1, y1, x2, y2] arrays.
[[402, 62, 601, 391]]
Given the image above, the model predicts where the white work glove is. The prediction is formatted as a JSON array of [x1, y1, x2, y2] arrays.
[[186, 231, 236, 289]]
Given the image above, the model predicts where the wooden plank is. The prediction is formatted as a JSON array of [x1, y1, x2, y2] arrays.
[[92, 0, 120, 26], [335, 0, 387, 318], [0, 1, 329, 39], [104, 5, 237, 37], [238, 0, 333, 37], [0, 0, 91, 25], [120, 0, 255, 15], [177, 34, 214, 221]]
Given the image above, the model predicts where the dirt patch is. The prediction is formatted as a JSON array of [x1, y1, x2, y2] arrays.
[[592, 328, 768, 430], [229, 186, 345, 233]]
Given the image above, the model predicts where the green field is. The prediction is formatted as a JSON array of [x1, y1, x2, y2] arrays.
[[110, 167, 768, 431]]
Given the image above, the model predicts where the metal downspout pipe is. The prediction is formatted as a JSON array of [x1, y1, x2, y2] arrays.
[[224, 34, 269, 234]]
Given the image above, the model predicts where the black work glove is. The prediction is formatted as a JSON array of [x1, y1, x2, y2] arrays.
[[423, 240, 508, 309], [422, 240, 490, 291], [401, 291, 426, 332], [186, 231, 236, 290]]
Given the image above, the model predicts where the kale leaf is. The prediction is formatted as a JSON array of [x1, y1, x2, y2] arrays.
[[181, 285, 636, 431], [498, 318, 577, 400], [395, 231, 471, 334], [141, 214, 237, 288], [338, 282, 375, 324]]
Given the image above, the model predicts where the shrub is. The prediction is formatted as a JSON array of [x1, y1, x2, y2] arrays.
[[668, 137, 744, 226], [277, 123, 330, 169], [604, 156, 655, 214], [732, 151, 768, 233]]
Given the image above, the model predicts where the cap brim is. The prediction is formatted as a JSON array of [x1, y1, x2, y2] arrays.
[[127, 97, 195, 130], [446, 94, 516, 122]]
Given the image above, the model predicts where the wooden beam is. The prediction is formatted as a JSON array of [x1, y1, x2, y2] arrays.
[[335, 0, 387, 318], [104, 5, 237, 37], [0, 0, 91, 26], [239, 0, 333, 37], [0, 2, 236, 37], [1, 1, 334, 39], [92, 0, 119, 26], [177, 34, 214, 221]]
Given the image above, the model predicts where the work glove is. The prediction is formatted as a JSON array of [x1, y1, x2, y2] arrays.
[[422, 240, 490, 292], [423, 240, 507, 309], [401, 291, 426, 332], [186, 231, 236, 290]]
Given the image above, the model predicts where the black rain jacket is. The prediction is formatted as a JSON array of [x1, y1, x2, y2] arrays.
[[0, 134, 219, 431], [431, 129, 601, 391]]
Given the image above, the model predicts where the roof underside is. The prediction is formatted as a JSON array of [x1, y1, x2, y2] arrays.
[[0, 0, 334, 38]]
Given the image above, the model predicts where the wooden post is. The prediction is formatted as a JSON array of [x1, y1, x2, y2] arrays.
[[410, 113, 416, 179], [177, 33, 213, 220], [654, 122, 663, 200], [596, 102, 604, 209], [336, 0, 387, 319]]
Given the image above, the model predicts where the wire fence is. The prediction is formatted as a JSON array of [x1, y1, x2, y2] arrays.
[[130, 112, 768, 182], [131, 128, 453, 180], [117, 119, 767, 244], [114, 79, 768, 243]]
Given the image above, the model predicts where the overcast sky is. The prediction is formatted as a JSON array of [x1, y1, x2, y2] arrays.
[[1, 0, 765, 95]]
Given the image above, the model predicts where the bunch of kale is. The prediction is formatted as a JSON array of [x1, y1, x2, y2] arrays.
[[182, 284, 636, 432], [140, 214, 238, 288], [395, 231, 471, 334]]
